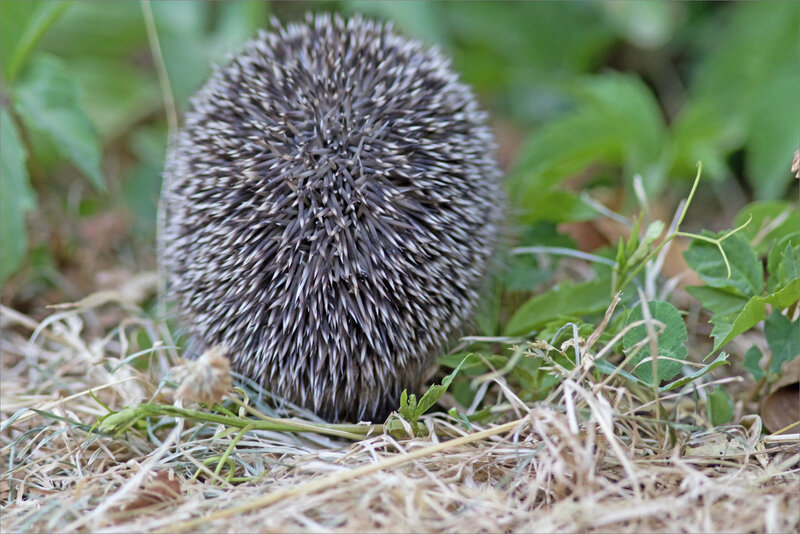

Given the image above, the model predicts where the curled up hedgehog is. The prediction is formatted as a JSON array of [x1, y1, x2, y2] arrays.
[[160, 14, 503, 422]]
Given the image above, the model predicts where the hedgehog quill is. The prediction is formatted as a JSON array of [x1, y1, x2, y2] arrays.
[[160, 14, 503, 422]]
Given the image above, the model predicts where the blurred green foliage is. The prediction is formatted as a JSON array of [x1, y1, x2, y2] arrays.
[[1, 1, 798, 291]]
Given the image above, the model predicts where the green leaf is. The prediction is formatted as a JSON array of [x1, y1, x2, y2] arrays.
[[745, 66, 799, 199], [398, 389, 416, 424], [504, 275, 611, 336], [211, 1, 271, 50], [765, 312, 800, 375], [628, 220, 665, 265], [153, 2, 266, 107], [764, 279, 799, 310], [66, 57, 160, 141], [767, 233, 799, 292], [399, 355, 469, 427], [776, 244, 800, 289], [673, 2, 799, 198], [734, 201, 800, 255], [708, 299, 766, 354], [0, 1, 71, 83], [743, 346, 764, 380], [438, 3, 614, 96], [517, 189, 597, 224], [622, 300, 688, 383], [685, 286, 749, 317], [0, 109, 36, 282], [13, 54, 103, 189], [659, 353, 730, 393], [511, 73, 669, 219], [345, 1, 445, 43], [706, 280, 799, 353], [683, 232, 763, 297], [708, 387, 733, 426], [414, 359, 465, 419], [595, 357, 649, 387]]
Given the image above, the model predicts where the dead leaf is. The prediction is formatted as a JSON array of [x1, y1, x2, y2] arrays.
[[121, 470, 182, 512], [761, 357, 800, 434], [761, 382, 800, 434]]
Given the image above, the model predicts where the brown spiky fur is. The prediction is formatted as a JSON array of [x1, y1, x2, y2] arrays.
[[160, 13, 503, 422]]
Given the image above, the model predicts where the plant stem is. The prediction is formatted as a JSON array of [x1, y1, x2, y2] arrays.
[[105, 403, 427, 441], [615, 163, 702, 293]]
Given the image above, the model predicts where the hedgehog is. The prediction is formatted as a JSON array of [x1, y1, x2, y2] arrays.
[[160, 13, 503, 422]]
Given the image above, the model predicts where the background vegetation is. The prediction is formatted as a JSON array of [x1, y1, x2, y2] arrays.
[[2, 1, 797, 300]]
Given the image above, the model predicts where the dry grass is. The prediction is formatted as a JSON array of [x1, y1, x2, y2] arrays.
[[1, 283, 798, 533]]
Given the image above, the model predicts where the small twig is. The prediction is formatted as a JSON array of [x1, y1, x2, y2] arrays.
[[141, 0, 177, 319], [141, 1, 177, 133]]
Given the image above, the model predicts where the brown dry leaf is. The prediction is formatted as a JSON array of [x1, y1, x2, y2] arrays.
[[761, 357, 800, 433], [173, 345, 232, 405], [761, 383, 800, 434], [683, 428, 750, 459], [120, 470, 182, 512]]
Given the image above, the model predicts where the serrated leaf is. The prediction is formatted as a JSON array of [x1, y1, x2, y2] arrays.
[[685, 286, 749, 316], [659, 353, 729, 392], [622, 300, 688, 383], [776, 244, 799, 289], [706, 280, 799, 353], [767, 233, 798, 291], [13, 53, 104, 190], [399, 355, 469, 427], [683, 232, 762, 297], [743, 346, 764, 380], [708, 387, 733, 426], [764, 279, 799, 310], [504, 275, 611, 336], [709, 299, 766, 353], [413, 356, 468, 419], [0, 109, 35, 282], [765, 312, 800, 375]]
